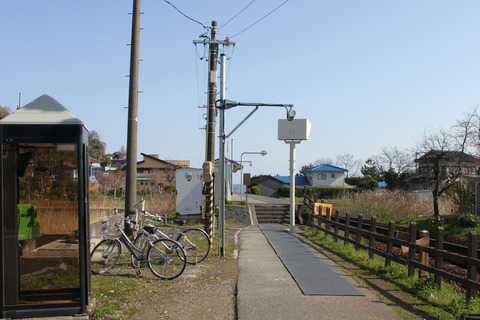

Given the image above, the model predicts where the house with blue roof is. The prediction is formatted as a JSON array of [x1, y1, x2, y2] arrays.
[[249, 164, 349, 197], [304, 164, 348, 187]]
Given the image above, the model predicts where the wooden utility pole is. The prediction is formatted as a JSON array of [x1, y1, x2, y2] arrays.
[[125, 0, 141, 234]]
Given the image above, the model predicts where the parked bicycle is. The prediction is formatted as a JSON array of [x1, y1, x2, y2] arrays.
[[90, 209, 187, 280], [133, 209, 211, 265]]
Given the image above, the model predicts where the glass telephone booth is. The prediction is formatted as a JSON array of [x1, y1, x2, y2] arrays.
[[0, 94, 90, 318]]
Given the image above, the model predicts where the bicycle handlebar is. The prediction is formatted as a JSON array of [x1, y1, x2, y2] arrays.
[[112, 208, 137, 227], [138, 210, 165, 223]]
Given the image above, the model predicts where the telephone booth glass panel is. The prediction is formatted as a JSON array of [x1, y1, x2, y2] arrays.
[[3, 142, 81, 307]]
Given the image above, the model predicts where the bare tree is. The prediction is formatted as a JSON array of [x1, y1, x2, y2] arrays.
[[149, 169, 176, 193], [335, 153, 362, 177], [316, 157, 334, 165], [300, 158, 334, 175], [379, 147, 415, 174], [98, 172, 125, 198], [415, 108, 478, 216], [0, 105, 11, 119]]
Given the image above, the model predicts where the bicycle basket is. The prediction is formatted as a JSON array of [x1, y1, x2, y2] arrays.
[[100, 218, 121, 239]]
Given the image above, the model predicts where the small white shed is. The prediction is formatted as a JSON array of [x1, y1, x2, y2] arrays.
[[175, 168, 203, 216]]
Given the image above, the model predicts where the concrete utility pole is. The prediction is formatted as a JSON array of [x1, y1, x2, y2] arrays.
[[125, 0, 141, 234], [193, 22, 234, 238], [204, 21, 218, 236]]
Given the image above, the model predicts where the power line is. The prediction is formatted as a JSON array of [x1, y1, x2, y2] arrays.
[[230, 0, 290, 39], [163, 0, 207, 29], [219, 0, 256, 30]]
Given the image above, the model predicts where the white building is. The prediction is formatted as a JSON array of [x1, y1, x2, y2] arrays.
[[304, 164, 348, 187]]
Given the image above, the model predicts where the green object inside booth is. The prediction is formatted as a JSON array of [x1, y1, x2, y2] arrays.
[[17, 204, 40, 241]]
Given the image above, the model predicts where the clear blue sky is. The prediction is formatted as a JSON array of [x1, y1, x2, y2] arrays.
[[2, 1, 480, 182]]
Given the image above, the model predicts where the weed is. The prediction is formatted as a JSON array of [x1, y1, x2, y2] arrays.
[[304, 228, 480, 319]]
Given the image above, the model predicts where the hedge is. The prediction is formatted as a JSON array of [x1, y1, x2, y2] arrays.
[[278, 186, 366, 199]]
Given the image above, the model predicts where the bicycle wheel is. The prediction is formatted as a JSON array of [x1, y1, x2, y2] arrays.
[[131, 233, 149, 268], [147, 238, 186, 280], [176, 228, 211, 264], [91, 239, 122, 275]]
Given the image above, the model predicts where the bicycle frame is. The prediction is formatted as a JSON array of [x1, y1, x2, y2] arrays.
[[116, 224, 147, 262], [136, 210, 208, 249]]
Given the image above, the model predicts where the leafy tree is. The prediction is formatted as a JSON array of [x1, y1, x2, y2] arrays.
[[360, 158, 382, 181], [89, 130, 106, 160], [356, 177, 378, 190]]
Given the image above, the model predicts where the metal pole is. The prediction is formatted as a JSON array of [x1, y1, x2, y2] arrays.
[[240, 151, 267, 201], [218, 53, 226, 256], [289, 141, 299, 233], [125, 0, 141, 235], [240, 153, 244, 201]]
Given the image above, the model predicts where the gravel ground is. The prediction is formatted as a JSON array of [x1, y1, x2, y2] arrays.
[[91, 223, 242, 320], [90, 204, 427, 320]]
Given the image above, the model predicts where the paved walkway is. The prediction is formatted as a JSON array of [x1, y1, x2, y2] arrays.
[[237, 225, 403, 320]]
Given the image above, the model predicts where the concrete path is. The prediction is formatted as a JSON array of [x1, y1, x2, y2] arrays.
[[237, 225, 403, 320]]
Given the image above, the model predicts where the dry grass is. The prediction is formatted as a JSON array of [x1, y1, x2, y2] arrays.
[[330, 190, 454, 220], [21, 200, 78, 234], [22, 193, 176, 234]]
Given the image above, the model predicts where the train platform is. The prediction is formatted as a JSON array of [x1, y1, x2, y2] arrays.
[[236, 224, 403, 320]]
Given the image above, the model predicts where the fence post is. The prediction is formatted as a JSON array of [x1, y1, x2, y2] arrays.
[[385, 220, 395, 267], [435, 227, 444, 289], [356, 214, 363, 250], [418, 230, 429, 278], [325, 207, 331, 232], [334, 210, 340, 242], [344, 213, 350, 246], [317, 206, 325, 227], [408, 222, 417, 277], [467, 231, 478, 301], [369, 216, 377, 259]]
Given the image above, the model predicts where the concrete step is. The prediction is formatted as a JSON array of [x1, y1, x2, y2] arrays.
[[254, 204, 291, 224]]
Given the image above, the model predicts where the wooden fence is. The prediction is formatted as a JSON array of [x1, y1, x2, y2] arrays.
[[309, 210, 480, 301]]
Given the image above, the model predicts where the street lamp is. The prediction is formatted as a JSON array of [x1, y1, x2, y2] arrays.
[[240, 150, 267, 200], [215, 54, 295, 256]]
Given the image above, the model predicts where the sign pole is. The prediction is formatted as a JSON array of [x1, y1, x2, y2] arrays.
[[288, 141, 300, 232]]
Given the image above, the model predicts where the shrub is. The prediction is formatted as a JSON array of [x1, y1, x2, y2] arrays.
[[447, 183, 475, 215], [451, 214, 480, 228], [279, 186, 366, 199], [249, 186, 261, 195]]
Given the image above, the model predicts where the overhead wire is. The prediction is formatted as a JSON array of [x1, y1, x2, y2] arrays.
[[229, 0, 290, 39], [219, 0, 256, 30], [163, 0, 207, 29]]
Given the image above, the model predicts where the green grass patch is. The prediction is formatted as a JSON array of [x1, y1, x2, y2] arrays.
[[210, 234, 234, 259], [304, 228, 480, 319], [91, 275, 140, 319], [395, 214, 480, 238], [21, 268, 79, 291]]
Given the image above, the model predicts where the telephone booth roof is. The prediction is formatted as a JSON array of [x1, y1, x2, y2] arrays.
[[1, 94, 86, 127]]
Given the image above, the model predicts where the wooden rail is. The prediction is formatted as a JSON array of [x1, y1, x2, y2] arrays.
[[309, 211, 480, 301]]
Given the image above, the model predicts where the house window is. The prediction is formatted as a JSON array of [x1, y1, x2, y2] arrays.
[[318, 173, 326, 180], [331, 173, 335, 178]]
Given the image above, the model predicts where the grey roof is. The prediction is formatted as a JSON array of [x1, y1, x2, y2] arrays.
[[0, 94, 85, 126]]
